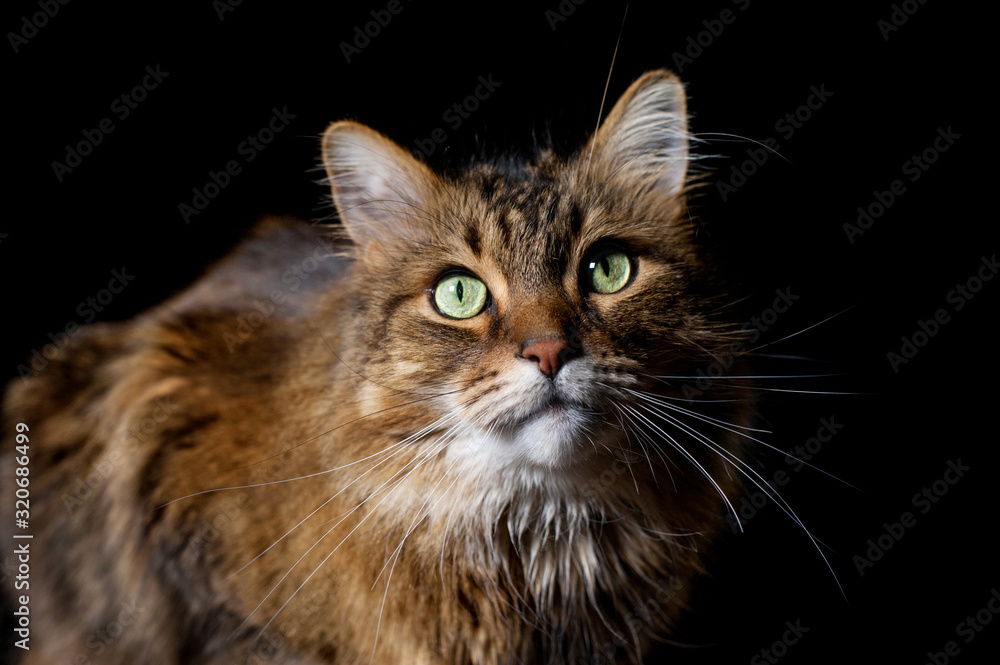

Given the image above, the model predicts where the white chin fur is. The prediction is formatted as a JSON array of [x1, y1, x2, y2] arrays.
[[511, 404, 592, 469], [444, 409, 596, 481], [444, 359, 612, 479]]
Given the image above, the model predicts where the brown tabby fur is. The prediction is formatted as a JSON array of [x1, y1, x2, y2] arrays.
[[2, 70, 754, 664]]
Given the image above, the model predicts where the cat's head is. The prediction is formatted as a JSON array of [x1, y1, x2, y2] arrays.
[[320, 70, 748, 491]]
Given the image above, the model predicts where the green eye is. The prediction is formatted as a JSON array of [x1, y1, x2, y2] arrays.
[[585, 249, 632, 294], [433, 273, 489, 319]]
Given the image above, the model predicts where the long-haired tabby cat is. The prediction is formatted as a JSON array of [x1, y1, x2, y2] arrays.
[[3, 70, 761, 664]]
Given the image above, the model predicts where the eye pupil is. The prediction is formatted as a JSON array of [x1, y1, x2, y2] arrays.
[[584, 248, 632, 294], [434, 273, 488, 319]]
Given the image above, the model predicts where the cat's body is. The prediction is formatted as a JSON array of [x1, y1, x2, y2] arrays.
[[3, 71, 755, 664]]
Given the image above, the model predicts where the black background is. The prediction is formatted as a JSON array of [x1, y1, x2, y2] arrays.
[[3, 1, 993, 663]]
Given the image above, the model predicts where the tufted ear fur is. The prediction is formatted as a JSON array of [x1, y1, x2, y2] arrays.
[[322, 121, 442, 256], [585, 69, 689, 200]]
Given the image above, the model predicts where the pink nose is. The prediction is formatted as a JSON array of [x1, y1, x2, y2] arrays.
[[520, 338, 573, 378]]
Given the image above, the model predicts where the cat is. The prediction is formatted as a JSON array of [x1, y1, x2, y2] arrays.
[[2, 69, 758, 664]]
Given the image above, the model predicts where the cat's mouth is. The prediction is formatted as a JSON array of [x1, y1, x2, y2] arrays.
[[498, 393, 600, 443], [509, 394, 587, 427], [496, 396, 601, 469]]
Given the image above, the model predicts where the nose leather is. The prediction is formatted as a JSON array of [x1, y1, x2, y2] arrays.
[[520, 338, 575, 378]]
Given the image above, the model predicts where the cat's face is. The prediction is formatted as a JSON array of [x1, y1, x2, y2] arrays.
[[322, 71, 745, 490]]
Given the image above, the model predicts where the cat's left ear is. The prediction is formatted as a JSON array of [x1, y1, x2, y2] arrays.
[[585, 69, 689, 200], [322, 121, 441, 257]]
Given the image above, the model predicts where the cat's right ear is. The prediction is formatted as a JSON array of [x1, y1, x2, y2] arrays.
[[585, 69, 689, 201], [321, 121, 440, 259]]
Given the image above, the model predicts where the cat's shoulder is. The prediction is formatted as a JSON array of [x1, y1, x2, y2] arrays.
[[168, 215, 347, 317], [3, 217, 346, 433]]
